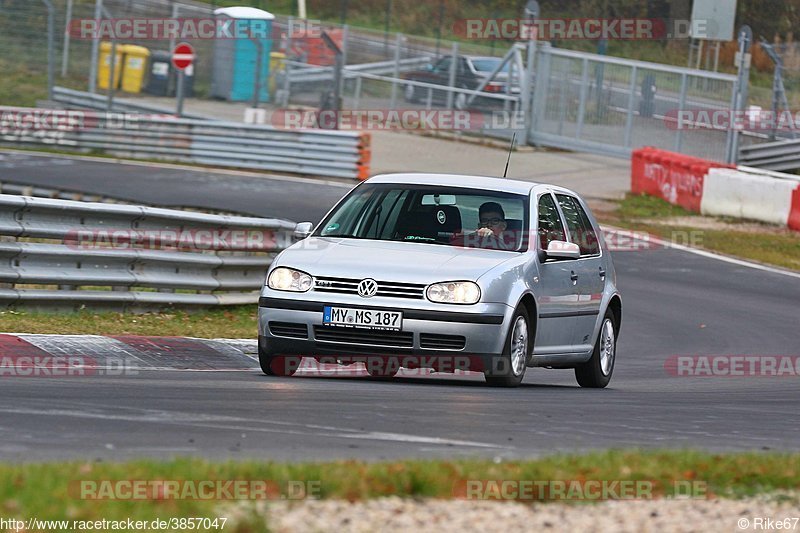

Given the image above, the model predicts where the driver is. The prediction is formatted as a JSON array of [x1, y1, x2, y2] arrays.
[[475, 202, 508, 241], [451, 202, 512, 249]]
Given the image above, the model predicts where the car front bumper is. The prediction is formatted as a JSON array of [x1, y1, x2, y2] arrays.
[[258, 295, 513, 360]]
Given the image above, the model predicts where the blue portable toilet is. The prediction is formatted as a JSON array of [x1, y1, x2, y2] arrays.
[[211, 6, 274, 102]]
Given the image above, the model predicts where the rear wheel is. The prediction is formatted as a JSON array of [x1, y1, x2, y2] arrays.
[[404, 83, 417, 103], [258, 337, 299, 377], [574, 309, 617, 388], [454, 89, 468, 110], [485, 307, 530, 387]]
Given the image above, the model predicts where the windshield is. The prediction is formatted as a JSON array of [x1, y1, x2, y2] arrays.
[[470, 58, 512, 73], [316, 184, 529, 251]]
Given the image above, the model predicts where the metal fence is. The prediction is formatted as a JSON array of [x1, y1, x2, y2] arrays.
[[529, 44, 740, 162], [1, 102, 371, 179], [0, 193, 295, 310]]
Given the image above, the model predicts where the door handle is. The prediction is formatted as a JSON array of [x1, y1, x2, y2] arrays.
[[599, 267, 606, 279], [570, 271, 578, 284]]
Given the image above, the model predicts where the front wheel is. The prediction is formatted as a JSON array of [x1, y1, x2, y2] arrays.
[[574, 310, 617, 388], [365, 357, 400, 378], [258, 337, 300, 377], [484, 307, 530, 387]]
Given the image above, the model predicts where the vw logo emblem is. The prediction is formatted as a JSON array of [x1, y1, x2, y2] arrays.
[[437, 210, 446, 224], [357, 278, 379, 298]]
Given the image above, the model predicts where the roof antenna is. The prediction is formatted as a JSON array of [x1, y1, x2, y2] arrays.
[[502, 133, 516, 178]]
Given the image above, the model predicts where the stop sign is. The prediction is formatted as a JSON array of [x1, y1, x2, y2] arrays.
[[172, 43, 195, 71]]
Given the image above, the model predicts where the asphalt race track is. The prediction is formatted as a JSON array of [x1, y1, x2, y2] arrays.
[[0, 151, 351, 222], [0, 151, 798, 461]]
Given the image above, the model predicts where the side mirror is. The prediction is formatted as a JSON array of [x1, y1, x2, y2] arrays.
[[294, 222, 314, 240], [545, 240, 580, 260]]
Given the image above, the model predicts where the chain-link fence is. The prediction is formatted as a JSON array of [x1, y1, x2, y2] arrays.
[[1, 0, 761, 164]]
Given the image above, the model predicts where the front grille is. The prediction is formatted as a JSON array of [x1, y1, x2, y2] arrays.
[[314, 276, 426, 300], [269, 321, 309, 339], [314, 326, 414, 348], [419, 333, 467, 351]]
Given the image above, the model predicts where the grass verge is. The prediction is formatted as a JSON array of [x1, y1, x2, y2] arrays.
[[0, 307, 257, 338], [595, 194, 800, 272], [0, 451, 798, 531]]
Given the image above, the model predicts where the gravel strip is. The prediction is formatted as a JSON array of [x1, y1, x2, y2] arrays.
[[224, 496, 800, 533]]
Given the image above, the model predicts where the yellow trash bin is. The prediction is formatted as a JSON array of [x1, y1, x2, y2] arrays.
[[120, 45, 151, 93], [269, 52, 286, 95], [97, 41, 124, 90]]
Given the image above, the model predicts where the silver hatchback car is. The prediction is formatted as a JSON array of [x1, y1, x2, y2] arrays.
[[258, 173, 621, 387]]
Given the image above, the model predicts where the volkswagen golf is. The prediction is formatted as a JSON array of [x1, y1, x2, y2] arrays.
[[258, 173, 621, 387]]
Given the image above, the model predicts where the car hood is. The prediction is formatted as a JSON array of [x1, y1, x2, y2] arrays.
[[275, 237, 518, 284]]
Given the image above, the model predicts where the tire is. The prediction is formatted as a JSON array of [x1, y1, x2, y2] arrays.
[[258, 336, 299, 377], [454, 90, 468, 110], [404, 83, 417, 103], [484, 307, 531, 387], [575, 309, 617, 388], [365, 357, 400, 378]]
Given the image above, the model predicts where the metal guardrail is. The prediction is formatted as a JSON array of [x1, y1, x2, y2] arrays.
[[1, 102, 372, 180], [739, 139, 800, 172], [50, 87, 209, 119], [0, 194, 296, 310], [287, 57, 432, 85]]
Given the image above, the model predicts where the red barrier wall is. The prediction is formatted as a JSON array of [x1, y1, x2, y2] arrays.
[[789, 185, 800, 231], [630, 148, 734, 212]]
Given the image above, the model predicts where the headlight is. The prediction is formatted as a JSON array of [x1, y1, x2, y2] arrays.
[[267, 267, 313, 292], [426, 281, 481, 304]]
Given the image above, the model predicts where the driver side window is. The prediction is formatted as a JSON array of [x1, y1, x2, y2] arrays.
[[537, 194, 567, 250]]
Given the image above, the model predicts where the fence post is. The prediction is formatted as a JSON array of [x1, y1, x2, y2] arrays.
[[88, 0, 102, 94], [169, 3, 179, 62], [529, 43, 550, 144], [575, 57, 589, 139], [61, 0, 73, 77], [42, 0, 55, 101], [674, 72, 688, 152], [445, 42, 458, 109], [521, 31, 537, 145], [389, 32, 402, 110], [623, 65, 637, 147]]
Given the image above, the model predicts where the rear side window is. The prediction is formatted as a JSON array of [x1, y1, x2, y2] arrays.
[[555, 194, 600, 256], [537, 194, 567, 250]]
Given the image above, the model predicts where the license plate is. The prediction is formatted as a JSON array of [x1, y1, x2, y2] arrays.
[[323, 306, 403, 331]]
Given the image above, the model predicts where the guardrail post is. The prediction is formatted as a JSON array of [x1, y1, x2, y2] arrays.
[[353, 76, 362, 109]]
